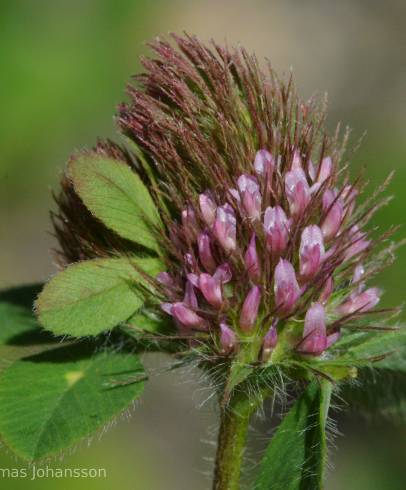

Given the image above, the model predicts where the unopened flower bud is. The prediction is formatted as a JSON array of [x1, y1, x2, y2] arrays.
[[338, 287, 381, 316], [299, 225, 325, 281], [157, 272, 174, 288], [199, 273, 223, 309], [274, 259, 301, 315], [254, 149, 274, 176], [237, 174, 262, 220], [352, 263, 366, 293], [319, 276, 334, 304], [219, 322, 237, 354], [321, 189, 344, 240], [160, 303, 174, 315], [353, 263, 365, 284], [308, 159, 316, 181], [262, 324, 278, 361], [184, 280, 198, 308], [182, 206, 197, 230], [345, 226, 370, 260], [172, 303, 207, 329], [285, 168, 311, 217], [264, 206, 290, 257], [187, 273, 200, 288], [199, 192, 216, 226], [317, 156, 332, 184], [244, 233, 261, 281], [342, 185, 358, 217], [291, 149, 302, 170], [214, 263, 232, 283], [297, 303, 327, 355], [326, 331, 340, 348], [198, 232, 217, 273], [239, 285, 261, 331], [213, 204, 237, 253]]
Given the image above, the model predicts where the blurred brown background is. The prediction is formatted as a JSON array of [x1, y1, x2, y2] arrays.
[[0, 1, 405, 489]]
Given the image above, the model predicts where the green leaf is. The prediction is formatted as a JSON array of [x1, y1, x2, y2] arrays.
[[339, 337, 406, 423], [340, 368, 406, 423], [36, 257, 162, 337], [0, 343, 145, 461], [339, 329, 406, 365], [0, 286, 57, 372], [0, 302, 38, 344], [254, 380, 332, 490], [68, 153, 161, 251], [0, 283, 43, 310]]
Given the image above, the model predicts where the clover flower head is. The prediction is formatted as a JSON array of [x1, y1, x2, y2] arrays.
[[49, 34, 400, 375]]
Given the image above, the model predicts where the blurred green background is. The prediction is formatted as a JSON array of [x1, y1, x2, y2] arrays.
[[0, 0, 405, 488]]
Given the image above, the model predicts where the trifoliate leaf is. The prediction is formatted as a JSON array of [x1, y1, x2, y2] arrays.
[[254, 380, 332, 490], [69, 153, 161, 252], [36, 257, 162, 337], [0, 343, 145, 461]]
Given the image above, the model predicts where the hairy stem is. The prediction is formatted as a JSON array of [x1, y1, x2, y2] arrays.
[[212, 393, 254, 490]]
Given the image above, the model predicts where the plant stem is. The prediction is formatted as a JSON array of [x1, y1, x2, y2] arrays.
[[212, 393, 254, 490]]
